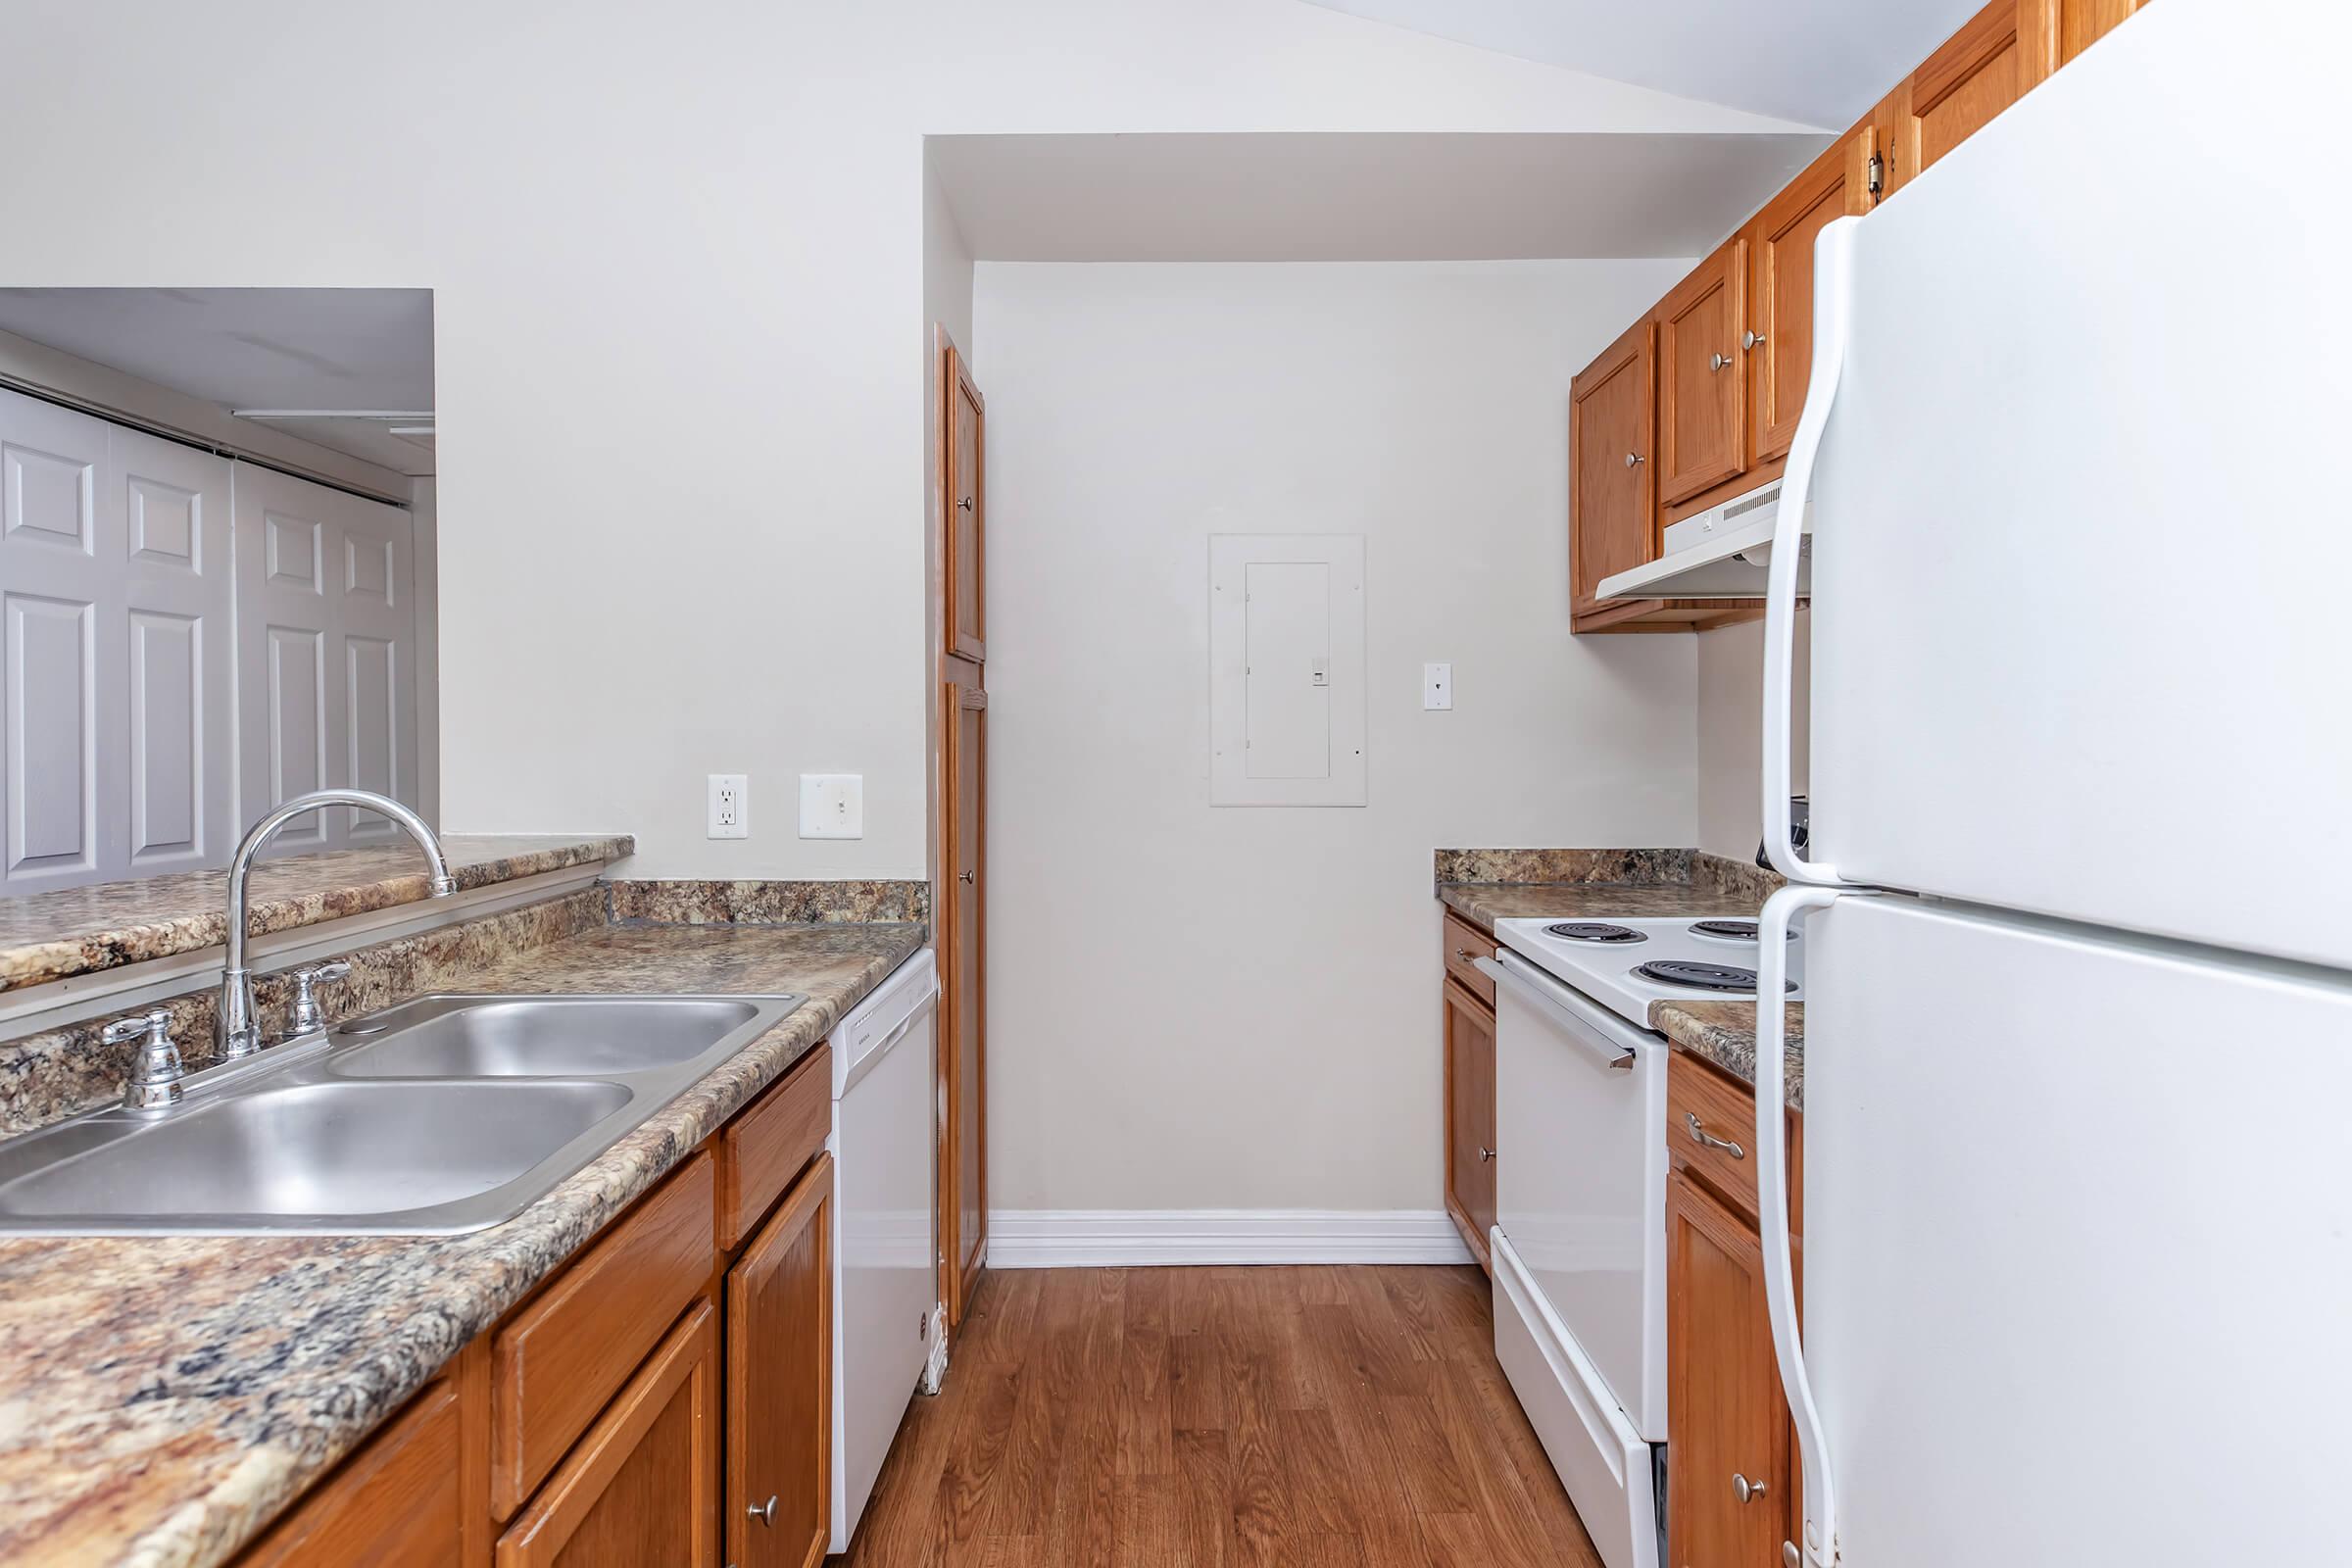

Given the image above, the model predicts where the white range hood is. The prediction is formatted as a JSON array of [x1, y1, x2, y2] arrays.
[[1595, 477, 1809, 601]]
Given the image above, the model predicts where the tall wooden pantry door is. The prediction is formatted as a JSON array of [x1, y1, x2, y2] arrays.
[[936, 331, 988, 1336]]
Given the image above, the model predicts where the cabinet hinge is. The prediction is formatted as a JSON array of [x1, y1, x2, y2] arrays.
[[1866, 150, 1886, 200]]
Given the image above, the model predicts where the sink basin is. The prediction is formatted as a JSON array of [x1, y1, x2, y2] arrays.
[[0, 1080, 631, 1228], [330, 996, 764, 1078], [0, 990, 803, 1236]]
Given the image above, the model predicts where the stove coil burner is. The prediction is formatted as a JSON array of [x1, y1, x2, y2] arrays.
[[1689, 919, 1795, 943], [1545, 921, 1648, 944], [1632, 959, 1797, 994]]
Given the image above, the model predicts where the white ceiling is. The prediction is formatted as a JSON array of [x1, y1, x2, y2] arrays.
[[1298, 0, 1991, 128], [0, 288, 433, 474], [933, 131, 1826, 263]]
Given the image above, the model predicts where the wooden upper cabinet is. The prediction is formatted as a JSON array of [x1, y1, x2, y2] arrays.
[[727, 1154, 833, 1568], [1655, 237, 1749, 505], [2060, 0, 2147, 63], [1568, 318, 1657, 620], [1665, 1170, 1791, 1568], [943, 340, 986, 664], [1885, 0, 2059, 193], [1745, 128, 1876, 464]]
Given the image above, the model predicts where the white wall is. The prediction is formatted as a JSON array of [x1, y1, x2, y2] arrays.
[[976, 261, 1698, 1212], [1694, 611, 1808, 861], [0, 0, 1796, 879]]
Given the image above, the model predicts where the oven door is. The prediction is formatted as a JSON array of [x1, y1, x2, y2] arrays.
[[1483, 952, 1668, 1440]]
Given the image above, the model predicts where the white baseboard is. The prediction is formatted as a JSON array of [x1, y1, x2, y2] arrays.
[[985, 1208, 1475, 1269]]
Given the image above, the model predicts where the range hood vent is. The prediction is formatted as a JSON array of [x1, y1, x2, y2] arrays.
[[1595, 478, 1809, 601]]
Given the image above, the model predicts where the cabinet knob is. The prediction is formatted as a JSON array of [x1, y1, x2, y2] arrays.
[[1624, 452, 1644, 467], [958, 869, 975, 884], [957, 495, 974, 512], [1478, 1146, 1495, 1162], [1742, 329, 1767, 351], [1734, 1472, 1768, 1503], [1785, 1544, 1803, 1568], [749, 1494, 778, 1526], [1710, 352, 1733, 372]]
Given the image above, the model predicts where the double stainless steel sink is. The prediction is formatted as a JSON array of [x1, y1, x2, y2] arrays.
[[0, 993, 803, 1236]]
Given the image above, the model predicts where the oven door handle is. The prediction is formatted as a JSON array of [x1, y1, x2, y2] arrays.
[[1477, 955, 1642, 1074]]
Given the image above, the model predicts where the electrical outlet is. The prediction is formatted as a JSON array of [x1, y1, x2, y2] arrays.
[[799, 774, 863, 839], [707, 773, 749, 839], [1423, 662, 1453, 710]]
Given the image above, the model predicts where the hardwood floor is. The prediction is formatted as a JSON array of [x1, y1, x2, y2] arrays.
[[837, 1265, 1603, 1567]]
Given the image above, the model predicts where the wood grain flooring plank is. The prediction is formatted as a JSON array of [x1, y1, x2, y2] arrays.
[[846, 1266, 1598, 1568], [1110, 1473, 1181, 1568], [1276, 1407, 1362, 1537], [1172, 1428, 1234, 1568]]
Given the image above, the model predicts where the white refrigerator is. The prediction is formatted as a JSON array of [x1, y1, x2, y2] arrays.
[[1746, 1, 2352, 1564]]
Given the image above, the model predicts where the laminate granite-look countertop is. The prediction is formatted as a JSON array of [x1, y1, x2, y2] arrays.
[[0, 834, 635, 996], [1438, 879, 1763, 932], [1652, 1000, 1805, 1112], [0, 916, 924, 1568], [1433, 849, 1800, 1108]]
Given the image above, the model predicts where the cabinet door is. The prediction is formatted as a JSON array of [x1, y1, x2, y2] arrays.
[[1747, 128, 1876, 464], [242, 1381, 464, 1567], [1885, 0, 2059, 193], [1665, 1170, 1789, 1568], [943, 341, 986, 663], [940, 676, 987, 1330], [1442, 981, 1496, 1271], [728, 1153, 833, 1568], [496, 1300, 719, 1568], [1568, 319, 1657, 620], [2060, 0, 2147, 64], [1655, 238, 1748, 505]]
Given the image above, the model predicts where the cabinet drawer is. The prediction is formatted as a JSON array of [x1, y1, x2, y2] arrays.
[[1440, 913, 1496, 1009], [240, 1379, 462, 1567], [718, 1043, 832, 1251], [1667, 1052, 1763, 1221], [492, 1152, 715, 1517]]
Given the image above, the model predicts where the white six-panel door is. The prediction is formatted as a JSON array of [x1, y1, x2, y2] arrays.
[[2, 390, 237, 892], [0, 385, 417, 891], [231, 461, 418, 855]]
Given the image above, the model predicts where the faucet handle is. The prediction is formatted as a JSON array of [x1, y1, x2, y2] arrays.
[[102, 1008, 186, 1109], [288, 960, 354, 1037]]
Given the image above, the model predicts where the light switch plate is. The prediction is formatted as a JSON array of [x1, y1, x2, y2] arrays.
[[1423, 662, 1453, 710], [800, 773, 864, 839], [708, 773, 749, 839]]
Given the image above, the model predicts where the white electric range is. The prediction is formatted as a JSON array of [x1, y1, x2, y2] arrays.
[[1472, 914, 1800, 1568]]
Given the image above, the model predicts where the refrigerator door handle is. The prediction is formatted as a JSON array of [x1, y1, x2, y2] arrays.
[[1762, 217, 1860, 888], [1757, 883, 1854, 1568]]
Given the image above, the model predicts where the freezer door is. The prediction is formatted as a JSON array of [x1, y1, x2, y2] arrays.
[[1800, 0, 2352, 968], [1799, 895, 2352, 1566]]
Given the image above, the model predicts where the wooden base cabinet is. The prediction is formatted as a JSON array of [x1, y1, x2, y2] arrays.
[[240, 1379, 468, 1568], [496, 1300, 720, 1568], [236, 1046, 840, 1568], [727, 1153, 834, 1568], [1442, 978, 1497, 1272], [1665, 1172, 1788, 1568], [1665, 1052, 1804, 1568]]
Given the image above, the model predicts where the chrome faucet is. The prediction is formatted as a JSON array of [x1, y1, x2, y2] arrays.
[[219, 790, 455, 1059]]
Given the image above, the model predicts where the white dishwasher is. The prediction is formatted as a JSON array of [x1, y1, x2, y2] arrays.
[[829, 947, 940, 1551]]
